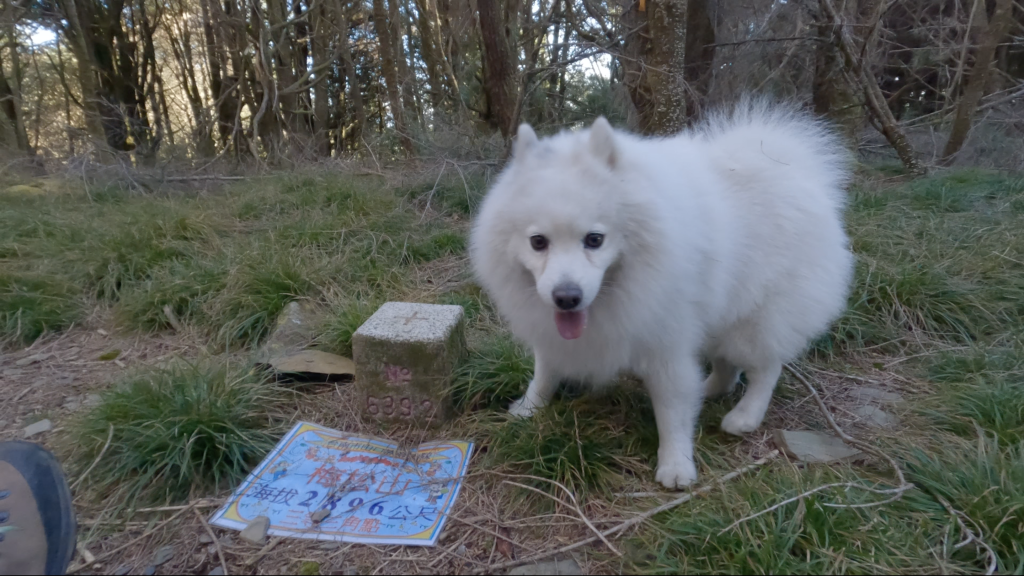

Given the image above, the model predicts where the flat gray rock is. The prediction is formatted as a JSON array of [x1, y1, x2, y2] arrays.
[[850, 386, 903, 404], [153, 545, 175, 566], [853, 405, 899, 428], [774, 430, 862, 463], [255, 301, 317, 364], [509, 559, 582, 575], [23, 419, 52, 438], [240, 515, 270, 545]]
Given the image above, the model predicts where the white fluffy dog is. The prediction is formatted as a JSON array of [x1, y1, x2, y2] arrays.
[[469, 102, 854, 489]]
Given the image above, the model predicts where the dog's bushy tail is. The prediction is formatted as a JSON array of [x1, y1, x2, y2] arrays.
[[696, 97, 853, 204]]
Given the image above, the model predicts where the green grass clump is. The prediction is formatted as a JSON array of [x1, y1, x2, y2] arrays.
[[925, 349, 1024, 444], [319, 299, 383, 356], [0, 272, 82, 344], [627, 464, 954, 574], [116, 258, 227, 330], [485, 385, 658, 498], [451, 337, 533, 411], [905, 439, 1024, 572], [209, 248, 320, 346], [71, 361, 288, 506]]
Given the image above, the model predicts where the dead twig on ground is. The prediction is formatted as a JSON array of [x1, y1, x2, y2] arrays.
[[194, 508, 230, 576], [718, 366, 917, 534], [71, 424, 113, 492], [476, 451, 779, 574], [66, 503, 197, 573]]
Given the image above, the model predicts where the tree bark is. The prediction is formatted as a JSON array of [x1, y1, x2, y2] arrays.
[[683, 0, 716, 122], [940, 0, 1014, 165], [477, 0, 521, 139], [820, 0, 922, 174], [619, 0, 687, 135], [372, 0, 414, 153]]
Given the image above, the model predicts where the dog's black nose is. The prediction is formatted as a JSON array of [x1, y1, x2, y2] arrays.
[[553, 284, 583, 310]]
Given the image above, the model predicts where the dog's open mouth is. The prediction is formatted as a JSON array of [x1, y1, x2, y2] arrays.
[[555, 309, 588, 340]]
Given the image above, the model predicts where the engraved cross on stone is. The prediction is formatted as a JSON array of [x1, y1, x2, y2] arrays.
[[401, 311, 429, 326]]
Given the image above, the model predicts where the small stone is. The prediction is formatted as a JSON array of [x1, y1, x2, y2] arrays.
[[456, 544, 468, 556], [254, 301, 318, 364], [853, 405, 899, 428], [2, 369, 25, 378], [219, 535, 234, 547], [22, 419, 52, 438], [209, 568, 226, 576], [199, 534, 214, 544], [508, 559, 582, 575], [143, 566, 156, 576], [16, 353, 51, 367], [153, 545, 176, 566], [850, 386, 903, 404], [774, 430, 862, 463], [352, 302, 466, 427], [207, 544, 218, 555], [97, 328, 109, 335], [112, 565, 131, 576], [85, 394, 103, 407], [63, 396, 82, 411], [311, 509, 331, 523], [240, 516, 270, 545]]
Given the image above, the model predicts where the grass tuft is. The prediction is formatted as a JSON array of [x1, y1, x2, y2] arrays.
[[0, 272, 82, 344], [451, 337, 533, 411], [70, 361, 289, 506], [905, 439, 1024, 572]]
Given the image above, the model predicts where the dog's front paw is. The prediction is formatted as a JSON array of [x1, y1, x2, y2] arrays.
[[720, 407, 764, 436], [655, 455, 698, 490], [508, 396, 541, 418]]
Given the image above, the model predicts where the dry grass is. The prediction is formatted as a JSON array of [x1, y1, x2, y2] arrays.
[[2, 162, 1023, 574]]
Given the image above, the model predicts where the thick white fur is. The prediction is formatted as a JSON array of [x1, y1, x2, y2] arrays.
[[469, 101, 855, 489]]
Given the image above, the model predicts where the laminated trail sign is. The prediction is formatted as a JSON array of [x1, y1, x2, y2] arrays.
[[209, 422, 473, 546]]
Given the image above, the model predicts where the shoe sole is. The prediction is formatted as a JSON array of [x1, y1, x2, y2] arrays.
[[0, 441, 77, 575]]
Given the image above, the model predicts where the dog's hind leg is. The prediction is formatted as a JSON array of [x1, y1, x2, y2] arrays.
[[509, 352, 559, 418], [720, 359, 782, 436], [704, 357, 741, 398]]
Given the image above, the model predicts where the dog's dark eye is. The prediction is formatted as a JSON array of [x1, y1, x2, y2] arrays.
[[584, 233, 604, 249], [530, 235, 549, 251]]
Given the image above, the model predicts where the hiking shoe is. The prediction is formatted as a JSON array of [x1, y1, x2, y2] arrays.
[[0, 441, 77, 575]]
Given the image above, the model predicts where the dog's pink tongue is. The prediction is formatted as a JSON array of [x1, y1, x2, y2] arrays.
[[555, 310, 588, 340]]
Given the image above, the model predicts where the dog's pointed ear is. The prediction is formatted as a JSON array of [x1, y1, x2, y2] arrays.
[[589, 116, 617, 169], [513, 124, 538, 159]]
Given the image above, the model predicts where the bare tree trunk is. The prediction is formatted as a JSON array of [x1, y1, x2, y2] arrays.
[[820, 0, 922, 174], [311, 2, 332, 157], [337, 4, 366, 149], [0, 21, 35, 157], [940, 0, 1014, 165], [619, 0, 687, 135], [477, 0, 521, 139], [372, 0, 414, 153], [683, 0, 716, 122]]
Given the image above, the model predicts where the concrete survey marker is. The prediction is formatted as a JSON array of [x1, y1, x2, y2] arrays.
[[353, 302, 466, 426]]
